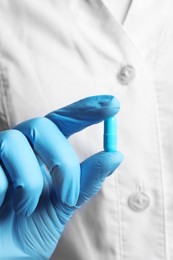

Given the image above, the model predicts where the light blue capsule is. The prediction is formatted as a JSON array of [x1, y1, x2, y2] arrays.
[[104, 116, 117, 152]]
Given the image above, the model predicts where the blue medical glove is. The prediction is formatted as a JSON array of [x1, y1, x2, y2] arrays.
[[0, 95, 123, 259]]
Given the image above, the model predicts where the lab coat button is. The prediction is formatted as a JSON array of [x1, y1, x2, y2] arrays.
[[118, 65, 136, 85], [128, 192, 150, 212]]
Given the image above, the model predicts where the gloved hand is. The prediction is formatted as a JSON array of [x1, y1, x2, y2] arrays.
[[0, 95, 123, 259]]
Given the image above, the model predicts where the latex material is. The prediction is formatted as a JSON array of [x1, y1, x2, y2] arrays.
[[104, 116, 117, 152], [0, 95, 123, 259]]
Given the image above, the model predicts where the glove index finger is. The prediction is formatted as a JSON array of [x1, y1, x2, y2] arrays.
[[45, 95, 120, 138]]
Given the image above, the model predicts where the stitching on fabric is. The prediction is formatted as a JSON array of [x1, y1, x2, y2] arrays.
[[151, 1, 171, 259], [115, 173, 124, 260], [0, 65, 11, 130]]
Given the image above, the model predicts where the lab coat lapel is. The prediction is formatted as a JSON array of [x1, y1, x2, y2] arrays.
[[72, 0, 169, 67], [91, 0, 169, 60], [123, 0, 169, 59], [84, 0, 145, 67]]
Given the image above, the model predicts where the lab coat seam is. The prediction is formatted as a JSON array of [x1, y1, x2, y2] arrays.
[[0, 64, 11, 130], [150, 6, 171, 255], [152, 3, 171, 258], [115, 173, 124, 260], [151, 72, 168, 260], [151, 72, 168, 259], [0, 41, 9, 130]]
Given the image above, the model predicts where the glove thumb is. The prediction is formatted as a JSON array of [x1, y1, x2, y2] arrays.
[[76, 151, 124, 207]]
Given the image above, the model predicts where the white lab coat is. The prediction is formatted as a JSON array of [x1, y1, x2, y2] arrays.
[[0, 0, 172, 259]]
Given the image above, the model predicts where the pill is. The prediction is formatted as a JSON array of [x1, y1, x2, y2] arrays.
[[104, 116, 117, 152]]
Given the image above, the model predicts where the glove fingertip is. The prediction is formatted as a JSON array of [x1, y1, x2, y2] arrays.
[[90, 151, 124, 180], [115, 151, 124, 165], [104, 151, 124, 177]]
